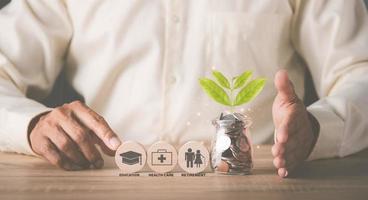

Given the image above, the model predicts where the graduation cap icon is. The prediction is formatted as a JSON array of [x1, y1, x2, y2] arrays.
[[120, 151, 142, 165]]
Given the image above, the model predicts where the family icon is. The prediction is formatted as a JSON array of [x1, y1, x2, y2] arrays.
[[185, 148, 205, 168], [178, 141, 209, 174]]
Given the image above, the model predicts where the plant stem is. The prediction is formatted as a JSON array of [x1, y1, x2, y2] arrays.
[[230, 78, 235, 113]]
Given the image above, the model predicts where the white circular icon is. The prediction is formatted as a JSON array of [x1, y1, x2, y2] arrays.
[[147, 141, 178, 173], [115, 141, 146, 173], [178, 141, 209, 174]]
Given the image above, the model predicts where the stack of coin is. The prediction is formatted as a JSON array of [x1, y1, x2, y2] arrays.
[[211, 113, 253, 175]]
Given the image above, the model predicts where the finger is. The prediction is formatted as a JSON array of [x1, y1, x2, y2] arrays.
[[276, 111, 299, 143], [38, 138, 74, 170], [278, 168, 288, 178], [58, 116, 104, 169], [69, 101, 121, 150], [48, 125, 89, 167], [275, 124, 288, 144], [284, 134, 301, 155], [273, 156, 285, 168], [283, 153, 302, 175], [274, 70, 298, 103], [77, 136, 104, 169], [272, 143, 285, 157], [278, 135, 302, 171], [91, 134, 115, 156]]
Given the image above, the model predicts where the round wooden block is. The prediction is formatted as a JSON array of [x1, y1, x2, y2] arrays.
[[115, 141, 146, 173], [147, 141, 178, 173], [178, 141, 209, 174]]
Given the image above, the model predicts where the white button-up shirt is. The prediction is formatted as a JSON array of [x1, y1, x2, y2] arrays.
[[0, 0, 367, 160]]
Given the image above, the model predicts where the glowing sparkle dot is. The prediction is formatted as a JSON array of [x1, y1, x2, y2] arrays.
[[256, 145, 260, 149], [196, 112, 201, 116], [186, 121, 191, 126], [240, 108, 245, 113], [211, 66, 216, 70], [247, 108, 252, 112]]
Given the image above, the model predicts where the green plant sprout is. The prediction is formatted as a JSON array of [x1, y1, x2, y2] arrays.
[[199, 70, 266, 112]]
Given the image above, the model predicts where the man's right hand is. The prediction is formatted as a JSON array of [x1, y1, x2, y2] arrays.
[[28, 100, 122, 170]]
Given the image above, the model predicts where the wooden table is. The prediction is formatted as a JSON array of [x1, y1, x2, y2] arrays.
[[0, 145, 367, 200]]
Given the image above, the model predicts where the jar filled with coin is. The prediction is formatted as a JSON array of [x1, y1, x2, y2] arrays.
[[211, 113, 253, 175]]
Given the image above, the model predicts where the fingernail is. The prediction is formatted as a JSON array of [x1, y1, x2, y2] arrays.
[[284, 170, 289, 177], [93, 159, 104, 169], [109, 137, 121, 150]]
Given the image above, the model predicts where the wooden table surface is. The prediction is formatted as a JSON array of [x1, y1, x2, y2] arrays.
[[0, 145, 367, 200]]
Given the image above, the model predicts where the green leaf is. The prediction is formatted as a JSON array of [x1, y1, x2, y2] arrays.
[[233, 71, 252, 89], [212, 70, 230, 89], [233, 78, 266, 106], [199, 78, 232, 106]]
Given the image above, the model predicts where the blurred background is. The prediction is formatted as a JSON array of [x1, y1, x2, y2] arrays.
[[0, 0, 367, 108]]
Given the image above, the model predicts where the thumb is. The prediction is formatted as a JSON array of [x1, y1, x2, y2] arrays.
[[274, 69, 298, 103]]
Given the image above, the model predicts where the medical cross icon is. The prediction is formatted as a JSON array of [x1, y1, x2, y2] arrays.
[[158, 154, 166, 163], [151, 149, 173, 166]]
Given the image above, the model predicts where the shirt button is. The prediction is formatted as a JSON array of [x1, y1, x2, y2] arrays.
[[169, 76, 177, 84], [173, 15, 180, 23]]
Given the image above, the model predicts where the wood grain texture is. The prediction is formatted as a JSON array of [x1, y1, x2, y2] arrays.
[[0, 145, 367, 200]]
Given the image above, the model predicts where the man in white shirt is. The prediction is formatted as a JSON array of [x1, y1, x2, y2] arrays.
[[0, 0, 367, 178]]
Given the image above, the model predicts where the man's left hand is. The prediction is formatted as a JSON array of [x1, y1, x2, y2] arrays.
[[272, 70, 319, 178]]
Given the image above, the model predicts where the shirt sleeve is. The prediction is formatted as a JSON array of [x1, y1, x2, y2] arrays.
[[0, 0, 72, 155], [291, 0, 368, 160]]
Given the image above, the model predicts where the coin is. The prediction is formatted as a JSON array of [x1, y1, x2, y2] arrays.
[[216, 160, 230, 173], [215, 133, 231, 152]]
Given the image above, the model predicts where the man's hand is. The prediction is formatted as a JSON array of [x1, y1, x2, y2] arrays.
[[272, 70, 319, 178], [29, 100, 122, 170]]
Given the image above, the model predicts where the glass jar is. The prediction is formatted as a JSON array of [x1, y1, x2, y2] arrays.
[[211, 112, 253, 175]]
